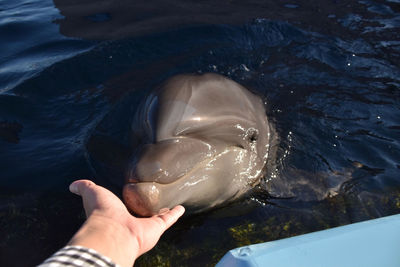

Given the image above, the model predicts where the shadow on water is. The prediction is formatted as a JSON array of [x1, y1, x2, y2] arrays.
[[0, 0, 400, 266]]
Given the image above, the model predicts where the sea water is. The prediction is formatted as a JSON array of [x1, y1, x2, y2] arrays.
[[0, 0, 399, 266]]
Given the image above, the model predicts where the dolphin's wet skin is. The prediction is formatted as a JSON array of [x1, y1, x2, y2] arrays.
[[123, 73, 275, 216], [1, 0, 400, 266]]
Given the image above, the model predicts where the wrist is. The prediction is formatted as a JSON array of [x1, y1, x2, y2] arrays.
[[68, 213, 139, 267]]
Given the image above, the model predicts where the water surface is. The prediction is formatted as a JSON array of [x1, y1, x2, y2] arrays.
[[0, 0, 399, 266]]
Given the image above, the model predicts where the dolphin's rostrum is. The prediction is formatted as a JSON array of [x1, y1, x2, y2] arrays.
[[123, 73, 273, 216]]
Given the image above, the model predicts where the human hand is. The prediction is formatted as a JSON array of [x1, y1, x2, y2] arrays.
[[68, 179, 185, 267]]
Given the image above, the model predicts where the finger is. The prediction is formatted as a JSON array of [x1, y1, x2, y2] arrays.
[[69, 179, 96, 196], [69, 180, 100, 217], [156, 205, 185, 229]]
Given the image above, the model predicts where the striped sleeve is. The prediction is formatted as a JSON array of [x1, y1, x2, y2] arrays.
[[38, 245, 119, 267]]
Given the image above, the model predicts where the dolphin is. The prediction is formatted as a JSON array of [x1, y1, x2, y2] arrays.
[[123, 73, 273, 216]]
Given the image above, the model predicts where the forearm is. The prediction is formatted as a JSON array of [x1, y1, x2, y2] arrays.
[[68, 213, 139, 267]]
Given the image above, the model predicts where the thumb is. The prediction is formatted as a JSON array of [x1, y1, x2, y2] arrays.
[[69, 180, 99, 217], [69, 180, 96, 196]]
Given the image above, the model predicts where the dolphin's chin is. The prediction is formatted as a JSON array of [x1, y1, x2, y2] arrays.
[[123, 182, 163, 216]]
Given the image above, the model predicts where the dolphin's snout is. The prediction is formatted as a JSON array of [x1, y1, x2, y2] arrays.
[[124, 138, 212, 216], [134, 138, 211, 184], [123, 183, 162, 216]]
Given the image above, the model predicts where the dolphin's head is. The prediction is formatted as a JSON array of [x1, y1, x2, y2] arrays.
[[123, 73, 272, 216]]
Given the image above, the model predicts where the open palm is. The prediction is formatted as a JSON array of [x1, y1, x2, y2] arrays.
[[69, 180, 185, 260]]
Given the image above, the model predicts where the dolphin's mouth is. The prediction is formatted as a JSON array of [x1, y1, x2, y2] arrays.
[[127, 143, 246, 186], [127, 153, 213, 186], [123, 162, 204, 216], [127, 137, 216, 184], [123, 147, 214, 216], [123, 146, 249, 216], [123, 166, 202, 216]]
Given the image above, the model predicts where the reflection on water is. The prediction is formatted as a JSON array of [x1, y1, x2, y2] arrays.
[[0, 0, 399, 266]]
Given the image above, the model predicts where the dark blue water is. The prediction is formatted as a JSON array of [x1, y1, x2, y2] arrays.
[[1, 0, 400, 266]]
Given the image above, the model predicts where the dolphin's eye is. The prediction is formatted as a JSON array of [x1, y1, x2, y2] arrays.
[[247, 129, 258, 143], [250, 133, 258, 142]]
